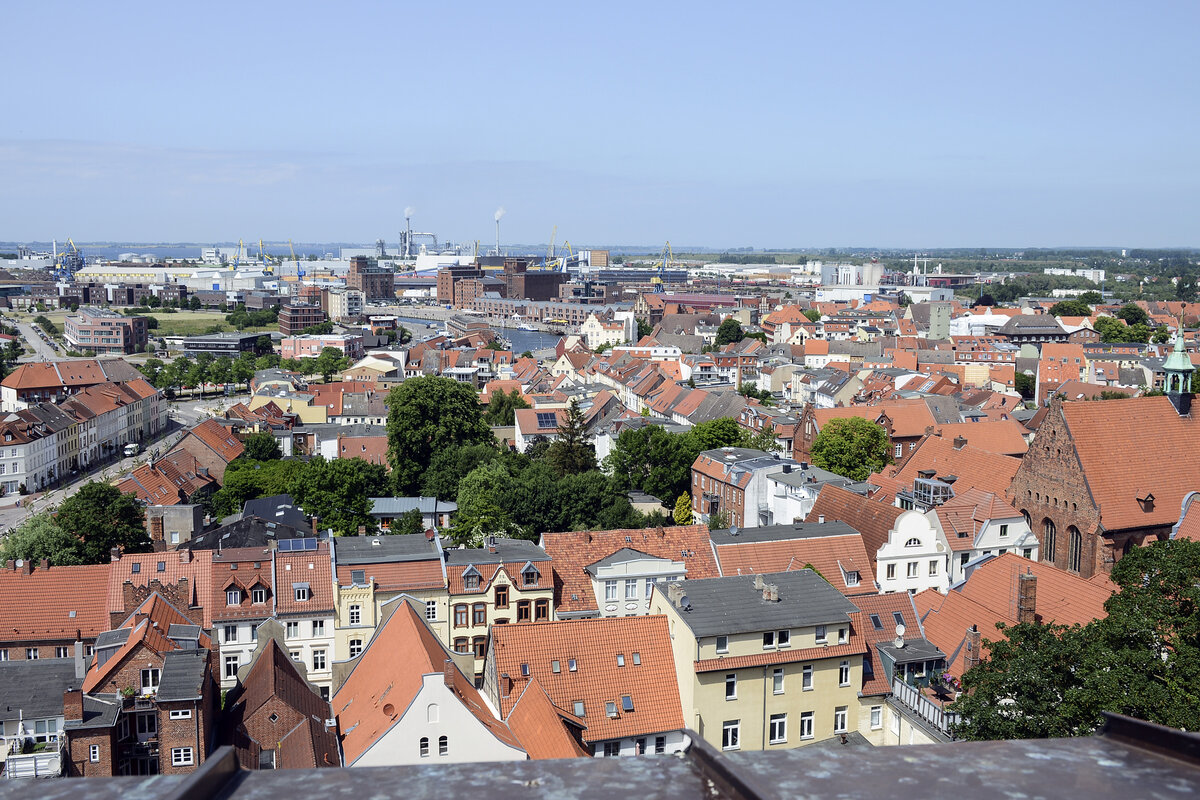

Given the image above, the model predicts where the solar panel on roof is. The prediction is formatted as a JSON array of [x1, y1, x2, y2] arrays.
[[535, 412, 558, 429]]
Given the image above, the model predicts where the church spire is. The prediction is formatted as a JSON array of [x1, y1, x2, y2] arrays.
[[1162, 324, 1194, 414]]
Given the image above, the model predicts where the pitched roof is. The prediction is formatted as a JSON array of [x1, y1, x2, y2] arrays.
[[187, 418, 246, 464], [539, 525, 719, 614], [847, 592, 927, 695], [107, 550, 214, 627], [875, 435, 1021, 502], [912, 588, 1010, 679], [934, 487, 1024, 552], [490, 616, 684, 742], [503, 679, 590, 759], [956, 553, 1111, 627], [804, 484, 903, 571], [334, 599, 522, 765], [0, 562, 111, 643], [1060, 396, 1200, 532], [230, 639, 340, 769], [931, 420, 1029, 456], [712, 533, 876, 596], [273, 544, 334, 615]]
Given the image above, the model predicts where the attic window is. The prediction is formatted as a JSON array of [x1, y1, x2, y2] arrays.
[[573, 701, 585, 717], [904, 538, 921, 548], [616, 654, 625, 667], [551, 660, 561, 673], [157, 561, 166, 572], [606, 701, 618, 718], [293, 583, 311, 602], [131, 563, 141, 573], [568, 659, 577, 672], [351, 569, 366, 585], [621, 695, 634, 713], [520, 663, 530, 677], [870, 614, 883, 630], [845, 571, 860, 586], [631, 652, 641, 665]]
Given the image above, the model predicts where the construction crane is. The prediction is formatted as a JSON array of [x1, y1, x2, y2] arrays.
[[52, 238, 86, 280], [229, 239, 245, 269], [543, 225, 557, 269], [257, 238, 273, 273], [652, 241, 673, 293], [288, 240, 306, 279]]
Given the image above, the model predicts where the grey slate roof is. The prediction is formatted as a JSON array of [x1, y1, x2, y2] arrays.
[[156, 649, 211, 702], [443, 538, 551, 566], [877, 638, 945, 665], [369, 497, 458, 517], [186, 517, 307, 551], [584, 547, 666, 574], [243, 494, 309, 531], [665, 570, 861, 636], [94, 629, 131, 651], [66, 695, 122, 730], [333, 533, 441, 565], [708, 521, 860, 545], [0, 659, 78, 723]]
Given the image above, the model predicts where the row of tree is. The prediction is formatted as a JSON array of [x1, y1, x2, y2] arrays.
[[0, 483, 152, 565], [139, 345, 350, 391]]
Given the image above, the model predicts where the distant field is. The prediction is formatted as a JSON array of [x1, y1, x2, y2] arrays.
[[12, 309, 273, 338]]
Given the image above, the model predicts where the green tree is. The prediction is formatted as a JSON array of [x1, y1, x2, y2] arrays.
[[420, 443, 506, 502], [483, 388, 529, 427], [387, 376, 494, 495], [707, 509, 730, 531], [255, 335, 273, 353], [809, 417, 892, 480], [803, 308, 821, 322], [0, 513, 86, 566], [241, 432, 282, 461], [56, 482, 151, 563], [1015, 371, 1035, 400], [391, 508, 425, 536], [139, 358, 165, 385], [300, 321, 334, 336], [232, 352, 256, 384], [952, 539, 1200, 739], [314, 346, 348, 383], [188, 296, 202, 310], [210, 459, 305, 518], [673, 492, 693, 524], [715, 317, 744, 346], [290, 456, 390, 536], [636, 319, 653, 339], [208, 356, 233, 387], [1078, 291, 1104, 305], [452, 460, 523, 545], [545, 399, 596, 476], [1116, 303, 1150, 326], [1048, 299, 1092, 317]]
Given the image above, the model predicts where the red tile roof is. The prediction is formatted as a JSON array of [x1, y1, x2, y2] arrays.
[[273, 545, 334, 615], [713, 534, 875, 596], [872, 435, 1021, 503], [539, 525, 719, 614], [335, 561, 444, 592], [849, 593, 926, 695], [334, 599, 521, 765], [912, 589, 1009, 679], [934, 488, 1023, 552], [108, 550, 214, 627], [931, 420, 1029, 456], [504, 679, 590, 759], [212, 548, 276, 622], [490, 616, 685, 742], [804, 485, 903, 573], [956, 553, 1111, 627], [0, 562, 111, 643], [1060, 396, 1200, 532]]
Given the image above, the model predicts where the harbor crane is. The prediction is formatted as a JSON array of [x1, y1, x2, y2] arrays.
[[652, 241, 674, 292]]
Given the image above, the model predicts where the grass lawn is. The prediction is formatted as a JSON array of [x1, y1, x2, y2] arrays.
[[12, 309, 273, 338]]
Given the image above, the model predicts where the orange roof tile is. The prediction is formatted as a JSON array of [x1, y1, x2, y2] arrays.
[[912, 589, 1010, 679], [849, 593, 926, 695], [335, 561, 444, 592], [0, 562, 111, 643], [273, 545, 334, 615], [956, 553, 1111, 627], [713, 534, 875, 596], [804, 485, 903, 572], [875, 436, 1021, 501], [335, 599, 522, 764], [931, 420, 1029, 456], [504, 679, 590, 759], [189, 418, 246, 464], [539, 525, 719, 614], [107, 550, 215, 628], [490, 616, 685, 742]]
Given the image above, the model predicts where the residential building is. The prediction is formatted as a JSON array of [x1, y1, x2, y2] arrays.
[[1, 359, 143, 411], [691, 447, 805, 528], [64, 308, 149, 355], [333, 596, 527, 766], [278, 304, 326, 336], [0, 657, 88, 778], [345, 256, 394, 302], [708, 521, 877, 596], [163, 418, 244, 483], [483, 616, 688, 757], [513, 407, 565, 453], [368, 497, 457, 531], [650, 571, 867, 751], [445, 537, 554, 682], [538, 524, 719, 619], [280, 334, 364, 362], [323, 288, 365, 322], [929, 488, 1039, 583], [0, 560, 111, 663], [224, 632, 340, 769]]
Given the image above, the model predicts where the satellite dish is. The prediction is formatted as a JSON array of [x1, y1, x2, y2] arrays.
[[14, 559, 23, 568], [895, 623, 906, 638], [729, 525, 739, 537]]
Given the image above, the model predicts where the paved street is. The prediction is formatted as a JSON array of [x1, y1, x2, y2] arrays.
[[12, 319, 64, 362]]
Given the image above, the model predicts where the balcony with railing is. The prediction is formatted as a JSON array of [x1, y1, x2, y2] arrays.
[[890, 676, 960, 739], [1, 735, 65, 779]]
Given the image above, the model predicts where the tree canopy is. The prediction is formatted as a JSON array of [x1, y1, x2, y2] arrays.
[[951, 538, 1200, 739], [0, 513, 88, 566], [387, 376, 494, 495], [809, 417, 892, 481], [1116, 303, 1150, 326], [241, 431, 282, 461], [1049, 299, 1092, 317], [714, 318, 745, 346], [483, 388, 529, 427], [544, 399, 596, 477], [288, 456, 390, 536], [54, 482, 152, 563]]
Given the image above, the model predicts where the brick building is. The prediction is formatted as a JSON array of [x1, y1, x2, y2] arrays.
[[1008, 390, 1200, 578], [278, 304, 326, 336], [0, 560, 112, 662], [64, 308, 149, 355], [346, 256, 395, 302]]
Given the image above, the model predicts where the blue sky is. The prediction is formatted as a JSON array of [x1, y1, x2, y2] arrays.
[[3, 1, 1197, 248]]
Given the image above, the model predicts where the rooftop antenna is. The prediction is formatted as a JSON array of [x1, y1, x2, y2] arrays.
[[494, 207, 506, 256]]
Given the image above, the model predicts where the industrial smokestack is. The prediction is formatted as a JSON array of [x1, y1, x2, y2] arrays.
[[403, 207, 415, 259], [494, 207, 505, 256]]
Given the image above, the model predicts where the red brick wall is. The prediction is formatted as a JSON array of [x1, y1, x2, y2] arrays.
[[67, 729, 116, 777], [158, 700, 207, 776], [0, 639, 90, 661]]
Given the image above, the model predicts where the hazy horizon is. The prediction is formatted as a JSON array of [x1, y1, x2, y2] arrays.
[[3, 2, 1197, 248]]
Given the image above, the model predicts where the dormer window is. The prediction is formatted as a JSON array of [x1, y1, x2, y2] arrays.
[[522, 563, 540, 587], [463, 565, 481, 590], [293, 583, 311, 602], [226, 589, 242, 606], [251, 586, 267, 604], [904, 538, 921, 548]]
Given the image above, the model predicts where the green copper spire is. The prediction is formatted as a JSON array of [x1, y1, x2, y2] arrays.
[[1163, 326, 1194, 393]]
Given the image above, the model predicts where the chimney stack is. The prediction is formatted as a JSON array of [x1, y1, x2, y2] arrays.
[[953, 435, 967, 450], [487, 535, 497, 554], [179, 549, 192, 563], [753, 574, 765, 590], [817, 514, 825, 524], [110, 547, 121, 562], [667, 583, 684, 607], [443, 659, 456, 689], [4, 559, 12, 571], [20, 559, 31, 575], [1017, 570, 1038, 624], [312, 516, 320, 537], [62, 688, 84, 722], [762, 583, 779, 602], [149, 517, 164, 542], [74, 641, 86, 679], [965, 624, 982, 672], [39, 558, 49, 571]]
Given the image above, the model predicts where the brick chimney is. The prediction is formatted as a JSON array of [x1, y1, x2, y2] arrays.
[[179, 549, 192, 563], [110, 547, 122, 562], [20, 559, 31, 575], [39, 558, 49, 571], [1017, 570, 1038, 624], [762, 583, 779, 602], [5, 559, 12, 570], [964, 624, 982, 672], [62, 689, 84, 722], [487, 535, 497, 554], [443, 659, 456, 689], [953, 435, 968, 450], [149, 516, 164, 542], [312, 516, 320, 537]]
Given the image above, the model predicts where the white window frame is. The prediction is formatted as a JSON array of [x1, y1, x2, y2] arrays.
[[426, 600, 438, 621], [716, 635, 728, 654], [762, 630, 775, 649], [312, 649, 326, 670], [906, 561, 919, 579], [772, 667, 784, 695], [721, 720, 740, 751], [814, 625, 827, 643], [171, 747, 194, 767], [799, 711, 814, 740], [839, 660, 850, 687], [286, 621, 300, 638], [802, 664, 813, 691], [624, 579, 638, 600], [870, 706, 883, 730], [768, 713, 787, 744], [834, 706, 848, 734], [929, 559, 939, 577], [348, 605, 361, 626], [312, 619, 325, 636], [89, 744, 100, 762], [169, 709, 193, 720], [294, 586, 310, 602], [224, 655, 240, 678], [777, 629, 790, 647], [604, 580, 617, 601], [349, 639, 363, 658], [226, 589, 241, 606], [725, 673, 737, 700], [251, 587, 266, 604], [886, 563, 896, 580], [224, 625, 237, 643], [140, 668, 160, 693]]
